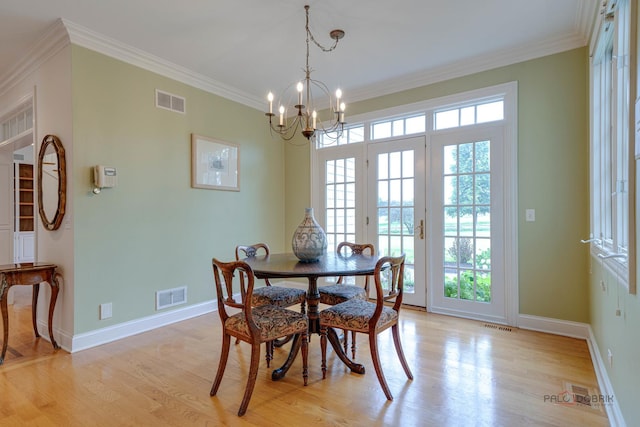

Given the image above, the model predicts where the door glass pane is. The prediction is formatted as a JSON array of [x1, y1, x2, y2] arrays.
[[325, 157, 356, 253], [442, 141, 492, 303], [377, 149, 417, 294]]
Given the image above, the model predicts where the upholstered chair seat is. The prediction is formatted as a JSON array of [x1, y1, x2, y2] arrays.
[[319, 255, 413, 401], [318, 241, 375, 358], [319, 298, 398, 332]]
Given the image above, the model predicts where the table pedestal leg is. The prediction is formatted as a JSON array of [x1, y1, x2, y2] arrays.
[[306, 276, 320, 333], [326, 327, 365, 374], [271, 333, 302, 381]]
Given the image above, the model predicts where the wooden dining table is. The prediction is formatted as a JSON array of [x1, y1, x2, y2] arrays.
[[244, 251, 379, 379]]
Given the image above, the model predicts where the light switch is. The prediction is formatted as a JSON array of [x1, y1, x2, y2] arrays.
[[525, 209, 535, 222]]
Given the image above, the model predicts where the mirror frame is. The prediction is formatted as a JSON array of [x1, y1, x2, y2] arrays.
[[37, 134, 67, 231]]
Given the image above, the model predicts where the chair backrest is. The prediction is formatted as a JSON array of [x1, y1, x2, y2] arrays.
[[337, 242, 375, 256], [336, 242, 375, 288], [235, 243, 270, 260], [235, 243, 271, 286], [370, 254, 406, 325], [212, 258, 261, 339]]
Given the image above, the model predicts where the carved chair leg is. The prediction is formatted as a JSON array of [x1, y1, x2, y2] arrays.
[[391, 324, 413, 380], [238, 342, 261, 416], [210, 333, 231, 396], [369, 332, 393, 400], [343, 328, 349, 354], [351, 331, 357, 359], [265, 341, 273, 367], [320, 325, 328, 379], [301, 331, 309, 386]]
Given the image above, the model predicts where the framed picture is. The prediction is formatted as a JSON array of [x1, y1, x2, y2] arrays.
[[191, 134, 240, 191]]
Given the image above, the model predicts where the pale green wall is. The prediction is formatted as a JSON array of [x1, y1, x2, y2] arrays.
[[71, 46, 286, 333], [590, 261, 639, 424], [285, 47, 590, 322]]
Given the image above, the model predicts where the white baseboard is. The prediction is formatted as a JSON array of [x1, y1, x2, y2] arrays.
[[69, 300, 216, 353], [517, 314, 590, 339], [518, 314, 625, 426], [586, 326, 627, 427]]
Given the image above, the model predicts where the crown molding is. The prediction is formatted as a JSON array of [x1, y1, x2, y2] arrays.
[[61, 19, 264, 110], [1, 1, 599, 111], [0, 19, 70, 98], [347, 32, 590, 104]]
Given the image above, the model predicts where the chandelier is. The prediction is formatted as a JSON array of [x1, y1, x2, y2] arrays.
[[266, 5, 346, 142]]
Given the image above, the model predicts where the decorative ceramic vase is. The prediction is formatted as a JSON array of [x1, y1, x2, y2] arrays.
[[292, 208, 327, 262]]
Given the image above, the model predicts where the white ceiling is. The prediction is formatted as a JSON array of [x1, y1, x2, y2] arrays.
[[0, 0, 598, 109]]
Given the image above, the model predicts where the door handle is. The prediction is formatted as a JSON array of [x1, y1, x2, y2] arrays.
[[415, 219, 424, 239]]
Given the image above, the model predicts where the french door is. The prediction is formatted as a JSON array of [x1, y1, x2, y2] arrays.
[[367, 136, 426, 307], [429, 126, 507, 323], [315, 127, 514, 320]]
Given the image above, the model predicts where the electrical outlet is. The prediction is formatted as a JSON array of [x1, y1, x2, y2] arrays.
[[525, 209, 536, 222], [100, 302, 112, 320], [607, 348, 613, 368]]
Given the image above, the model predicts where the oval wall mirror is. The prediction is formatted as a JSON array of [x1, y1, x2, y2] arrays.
[[37, 134, 67, 231]]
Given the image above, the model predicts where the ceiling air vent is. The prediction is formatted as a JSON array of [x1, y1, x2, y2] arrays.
[[155, 89, 186, 114], [156, 286, 187, 310]]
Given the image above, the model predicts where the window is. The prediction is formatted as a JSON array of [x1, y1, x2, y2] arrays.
[[316, 124, 364, 149], [434, 100, 504, 130], [371, 114, 425, 140], [590, 0, 635, 292]]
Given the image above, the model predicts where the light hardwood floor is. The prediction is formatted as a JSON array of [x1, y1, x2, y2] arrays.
[[1, 287, 609, 426]]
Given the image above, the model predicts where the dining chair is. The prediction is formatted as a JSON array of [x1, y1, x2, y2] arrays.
[[319, 254, 413, 400], [236, 243, 307, 366], [318, 241, 374, 358], [210, 258, 309, 416]]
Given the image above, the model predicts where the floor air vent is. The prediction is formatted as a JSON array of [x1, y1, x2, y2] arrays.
[[155, 89, 186, 114], [156, 286, 187, 310], [484, 323, 513, 332]]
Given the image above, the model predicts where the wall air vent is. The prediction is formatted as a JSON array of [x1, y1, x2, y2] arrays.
[[156, 286, 187, 310], [155, 89, 186, 114], [13, 153, 24, 161]]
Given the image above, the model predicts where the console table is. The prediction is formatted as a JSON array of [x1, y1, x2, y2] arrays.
[[0, 263, 61, 364]]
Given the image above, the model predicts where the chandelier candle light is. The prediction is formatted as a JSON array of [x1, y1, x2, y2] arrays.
[[266, 5, 346, 142]]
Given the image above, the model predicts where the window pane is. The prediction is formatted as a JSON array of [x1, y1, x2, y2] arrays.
[[435, 109, 459, 130], [402, 150, 414, 177], [392, 119, 404, 136], [373, 121, 391, 139], [378, 153, 388, 179], [477, 101, 504, 123], [460, 106, 475, 126], [406, 115, 425, 134]]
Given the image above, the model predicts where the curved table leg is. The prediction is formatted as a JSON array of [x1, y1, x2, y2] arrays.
[[326, 327, 365, 374], [271, 333, 302, 381], [0, 275, 8, 365], [32, 283, 40, 337], [272, 335, 293, 348], [48, 273, 61, 349]]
